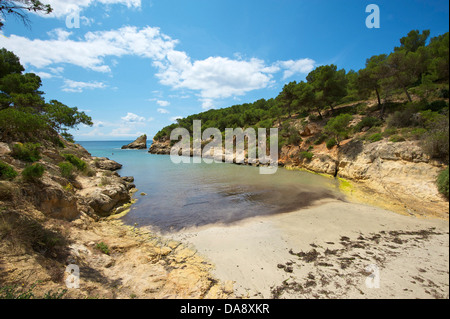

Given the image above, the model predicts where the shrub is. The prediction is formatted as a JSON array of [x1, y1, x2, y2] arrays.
[[22, 164, 45, 182], [62, 154, 86, 171], [0, 161, 18, 180], [100, 177, 111, 186], [354, 116, 383, 133], [437, 168, 449, 199], [427, 100, 448, 112], [96, 242, 110, 255], [326, 138, 337, 149], [314, 134, 328, 145], [386, 109, 415, 128], [389, 135, 406, 143], [409, 128, 427, 139], [0, 108, 49, 140], [300, 151, 314, 161], [11, 143, 41, 162], [421, 116, 449, 162], [367, 133, 383, 143], [383, 128, 397, 137], [58, 162, 75, 180]]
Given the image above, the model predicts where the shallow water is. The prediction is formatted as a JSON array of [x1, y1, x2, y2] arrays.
[[79, 141, 344, 233]]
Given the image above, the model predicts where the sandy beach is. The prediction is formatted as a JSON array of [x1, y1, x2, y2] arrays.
[[168, 198, 449, 299]]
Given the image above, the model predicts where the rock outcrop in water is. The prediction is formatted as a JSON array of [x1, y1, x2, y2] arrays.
[[148, 138, 171, 154], [122, 134, 147, 149]]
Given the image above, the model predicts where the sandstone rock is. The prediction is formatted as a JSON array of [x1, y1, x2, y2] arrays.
[[122, 176, 134, 183], [122, 135, 147, 150], [37, 184, 80, 220], [85, 183, 131, 217], [0, 142, 11, 157], [148, 140, 171, 155], [300, 123, 321, 137], [93, 157, 123, 171]]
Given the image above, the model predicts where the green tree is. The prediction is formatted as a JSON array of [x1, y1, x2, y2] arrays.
[[0, 48, 24, 79], [395, 29, 430, 53], [324, 113, 353, 147], [426, 32, 449, 82], [45, 100, 93, 136], [276, 81, 298, 118], [357, 54, 388, 111], [306, 65, 347, 112]]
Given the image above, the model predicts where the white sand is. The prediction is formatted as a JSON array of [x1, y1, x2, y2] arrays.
[[169, 199, 449, 299]]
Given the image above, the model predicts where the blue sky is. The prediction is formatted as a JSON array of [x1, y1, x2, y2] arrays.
[[0, 0, 448, 141]]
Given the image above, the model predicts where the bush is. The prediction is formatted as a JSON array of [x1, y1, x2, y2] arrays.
[[314, 134, 328, 145], [409, 128, 427, 139], [437, 168, 449, 199], [389, 135, 406, 143], [326, 138, 337, 149], [382, 128, 397, 137], [354, 116, 383, 133], [386, 109, 416, 128], [367, 133, 383, 143], [11, 143, 41, 162], [0, 108, 49, 140], [62, 154, 86, 171], [58, 162, 75, 180], [22, 164, 45, 182], [421, 116, 449, 162], [300, 151, 314, 161], [0, 161, 18, 180], [96, 242, 110, 255], [427, 100, 448, 112]]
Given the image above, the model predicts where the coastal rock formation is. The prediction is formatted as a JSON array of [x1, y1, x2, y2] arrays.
[[92, 157, 123, 171], [285, 139, 448, 217], [148, 139, 171, 154], [122, 134, 147, 149]]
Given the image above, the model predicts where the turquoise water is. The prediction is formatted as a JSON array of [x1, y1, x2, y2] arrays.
[[78, 141, 343, 233]]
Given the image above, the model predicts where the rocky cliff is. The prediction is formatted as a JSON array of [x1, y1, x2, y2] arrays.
[[121, 134, 147, 149]]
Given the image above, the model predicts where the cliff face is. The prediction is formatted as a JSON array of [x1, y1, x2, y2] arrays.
[[121, 134, 147, 149]]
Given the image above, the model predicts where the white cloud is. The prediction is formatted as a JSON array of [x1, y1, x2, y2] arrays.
[[277, 59, 316, 80], [33, 71, 53, 79], [157, 108, 170, 114], [170, 116, 182, 122], [121, 112, 146, 122], [200, 99, 214, 110], [0, 25, 315, 109], [40, 0, 141, 18], [157, 56, 277, 100], [62, 79, 107, 92], [156, 100, 170, 107], [0, 26, 177, 73]]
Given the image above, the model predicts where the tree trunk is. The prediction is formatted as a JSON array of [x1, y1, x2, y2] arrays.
[[316, 107, 322, 119], [375, 87, 381, 107], [403, 87, 412, 102]]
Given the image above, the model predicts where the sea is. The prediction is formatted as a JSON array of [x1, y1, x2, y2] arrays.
[[78, 140, 344, 233]]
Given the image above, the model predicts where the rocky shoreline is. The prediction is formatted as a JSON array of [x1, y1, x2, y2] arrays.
[[148, 135, 449, 219], [0, 140, 233, 299]]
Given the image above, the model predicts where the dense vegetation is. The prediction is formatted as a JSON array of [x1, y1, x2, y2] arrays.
[[0, 48, 93, 143], [154, 30, 449, 165]]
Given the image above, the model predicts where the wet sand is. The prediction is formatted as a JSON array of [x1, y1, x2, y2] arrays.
[[168, 199, 449, 299]]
